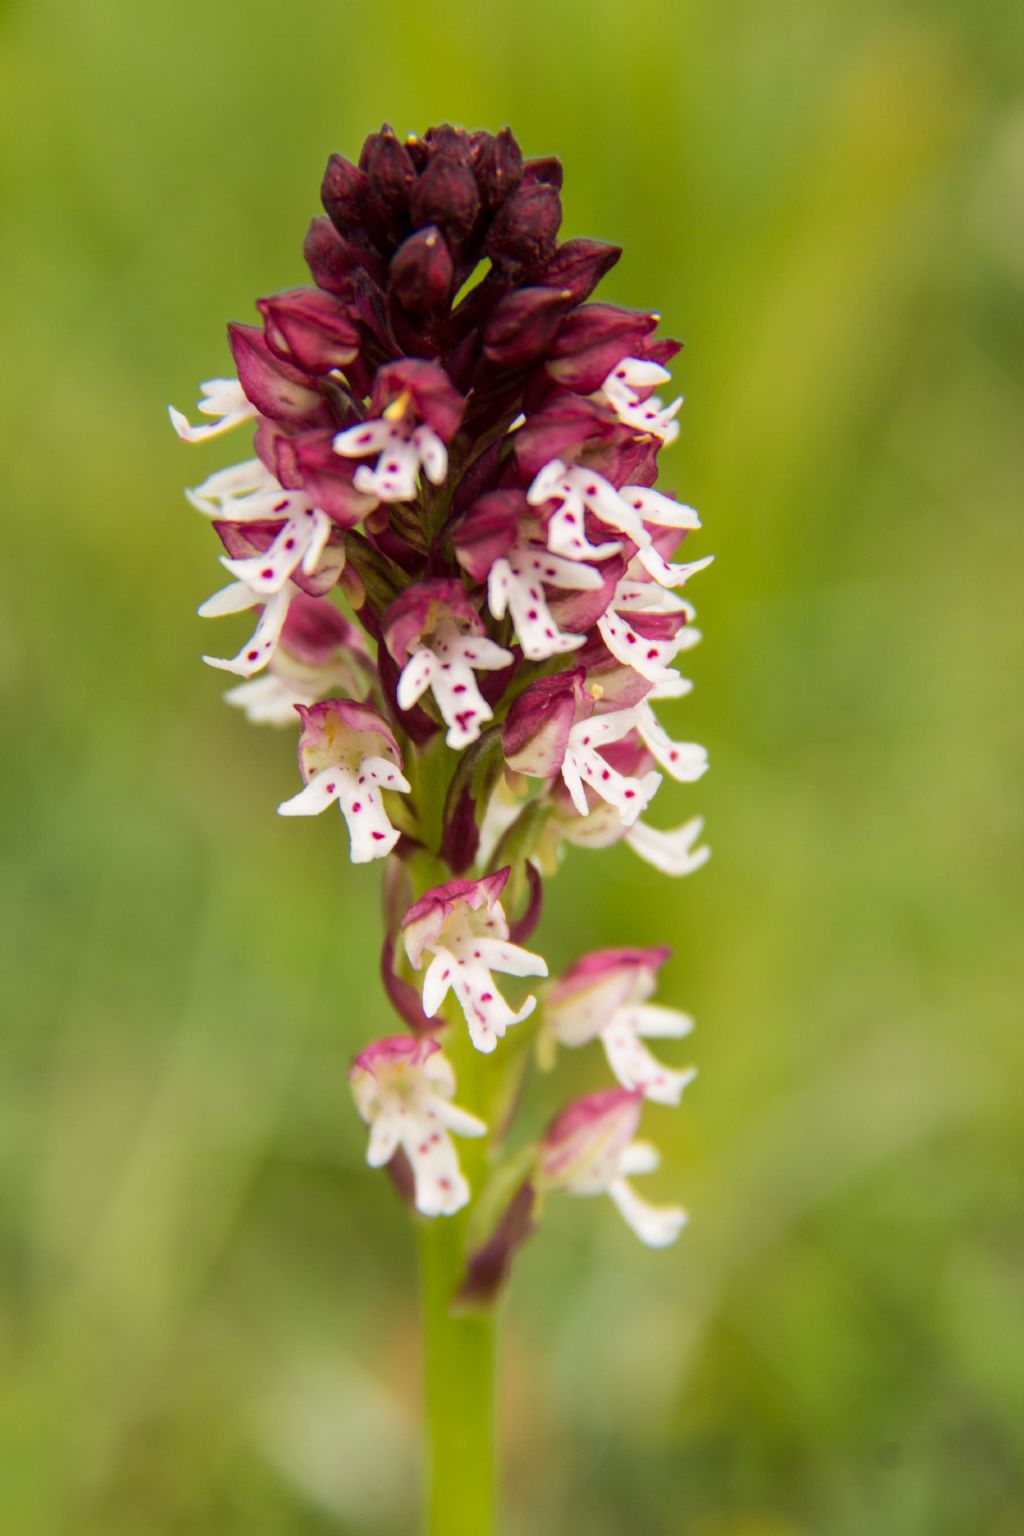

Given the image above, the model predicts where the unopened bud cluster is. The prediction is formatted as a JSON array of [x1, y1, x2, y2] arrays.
[[172, 124, 710, 1283]]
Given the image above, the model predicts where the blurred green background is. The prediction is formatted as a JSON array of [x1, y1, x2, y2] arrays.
[[2, 0, 1023, 1532]]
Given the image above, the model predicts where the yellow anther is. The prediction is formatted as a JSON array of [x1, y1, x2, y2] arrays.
[[383, 389, 412, 423]]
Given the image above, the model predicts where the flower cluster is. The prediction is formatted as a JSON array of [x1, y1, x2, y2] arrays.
[[172, 125, 709, 1276]]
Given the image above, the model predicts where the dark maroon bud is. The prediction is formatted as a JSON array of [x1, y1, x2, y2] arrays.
[[535, 238, 622, 303], [304, 218, 355, 294], [520, 156, 563, 189], [364, 128, 417, 222], [321, 154, 370, 234], [422, 123, 472, 165], [304, 217, 388, 293], [482, 286, 574, 369], [371, 358, 465, 441], [503, 669, 588, 777], [485, 181, 562, 269], [257, 288, 360, 374], [451, 490, 524, 581], [389, 226, 454, 315], [410, 155, 481, 245], [473, 126, 524, 207], [227, 324, 333, 428], [547, 304, 659, 391]]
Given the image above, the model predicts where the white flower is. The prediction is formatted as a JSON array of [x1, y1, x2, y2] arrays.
[[599, 357, 683, 444], [276, 700, 411, 864], [527, 461, 713, 590], [625, 816, 711, 877], [333, 417, 447, 503], [539, 1089, 687, 1247], [597, 578, 702, 685], [487, 543, 603, 660], [349, 1037, 486, 1217], [553, 800, 712, 879], [397, 622, 513, 750], [402, 871, 548, 1054], [543, 948, 697, 1106], [561, 708, 662, 827], [168, 378, 257, 443], [198, 580, 295, 678], [632, 703, 708, 783]]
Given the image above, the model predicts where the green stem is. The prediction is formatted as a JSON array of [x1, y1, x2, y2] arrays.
[[418, 1213, 497, 1536]]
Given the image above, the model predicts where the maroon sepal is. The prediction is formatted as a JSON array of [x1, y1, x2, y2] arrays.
[[228, 324, 333, 428], [370, 358, 465, 442], [456, 1182, 536, 1308], [450, 490, 524, 582], [380, 933, 438, 1034], [599, 735, 656, 779], [535, 238, 622, 303], [513, 394, 622, 480], [548, 552, 624, 633], [482, 286, 574, 369], [547, 304, 659, 393], [502, 669, 589, 778], [381, 576, 479, 662], [274, 431, 378, 527], [257, 288, 360, 374], [603, 435, 660, 489], [280, 592, 366, 666], [645, 337, 683, 368]]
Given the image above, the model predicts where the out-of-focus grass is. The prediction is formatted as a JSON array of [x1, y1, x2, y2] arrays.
[[2, 1, 1022, 1532]]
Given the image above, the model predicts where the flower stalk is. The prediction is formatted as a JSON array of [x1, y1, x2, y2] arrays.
[[171, 121, 712, 1533]]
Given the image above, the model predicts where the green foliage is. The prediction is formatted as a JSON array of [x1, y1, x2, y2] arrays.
[[2, 0, 1022, 1532]]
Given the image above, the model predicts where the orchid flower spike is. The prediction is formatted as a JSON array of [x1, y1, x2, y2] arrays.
[[173, 123, 715, 1286]]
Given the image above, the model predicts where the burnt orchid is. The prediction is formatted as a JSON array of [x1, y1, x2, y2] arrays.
[[172, 123, 710, 1536]]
